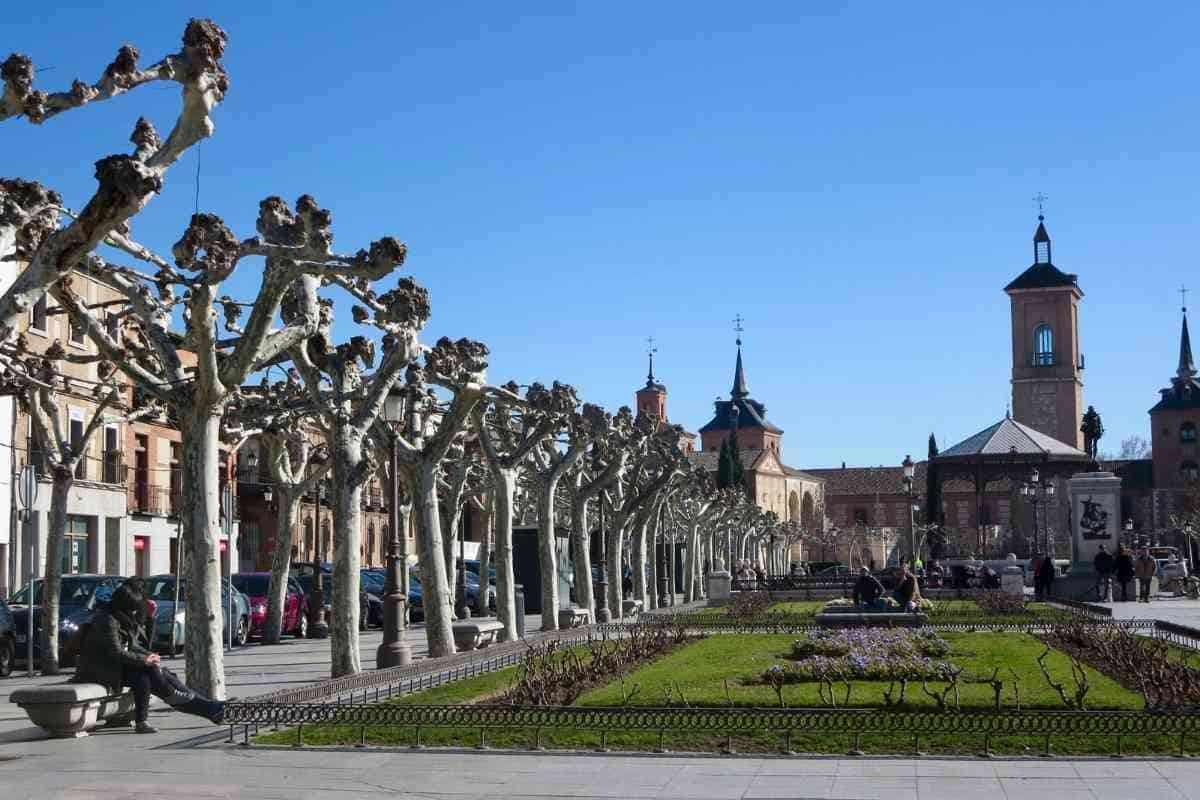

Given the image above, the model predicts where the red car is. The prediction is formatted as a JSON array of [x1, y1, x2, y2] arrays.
[[230, 573, 309, 639]]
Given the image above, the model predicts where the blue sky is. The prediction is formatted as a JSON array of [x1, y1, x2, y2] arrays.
[[5, 2, 1197, 468]]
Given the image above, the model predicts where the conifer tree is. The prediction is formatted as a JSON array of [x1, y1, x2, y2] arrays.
[[716, 437, 734, 489]]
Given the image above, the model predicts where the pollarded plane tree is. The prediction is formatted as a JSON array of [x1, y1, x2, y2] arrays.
[[671, 468, 722, 604], [562, 405, 633, 621], [528, 395, 612, 630], [436, 436, 488, 621], [601, 419, 689, 619], [226, 373, 329, 645], [473, 381, 575, 641], [0, 20, 228, 342], [5, 348, 156, 673], [369, 337, 492, 657], [289, 280, 431, 675]]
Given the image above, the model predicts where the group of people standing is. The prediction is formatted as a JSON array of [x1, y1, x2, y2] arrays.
[[1093, 544, 1163, 603]]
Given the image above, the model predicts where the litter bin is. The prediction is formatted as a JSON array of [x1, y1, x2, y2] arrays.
[[514, 583, 526, 638]]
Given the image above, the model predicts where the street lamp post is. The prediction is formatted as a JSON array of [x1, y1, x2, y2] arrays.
[[378, 388, 412, 668], [595, 496, 611, 623], [1020, 468, 1057, 555], [902, 455, 916, 564]]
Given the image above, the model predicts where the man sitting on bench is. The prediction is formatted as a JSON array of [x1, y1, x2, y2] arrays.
[[851, 567, 885, 608], [73, 578, 225, 734]]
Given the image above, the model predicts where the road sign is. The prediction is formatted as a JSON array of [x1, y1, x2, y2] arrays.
[[17, 464, 37, 518]]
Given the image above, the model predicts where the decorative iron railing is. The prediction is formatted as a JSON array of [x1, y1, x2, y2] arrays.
[[225, 701, 1200, 757]]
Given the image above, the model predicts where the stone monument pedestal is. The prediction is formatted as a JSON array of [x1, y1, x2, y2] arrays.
[[1055, 470, 1122, 601], [706, 571, 731, 604]]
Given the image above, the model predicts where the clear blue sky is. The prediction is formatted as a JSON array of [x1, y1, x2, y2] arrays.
[[6, 2, 1197, 468]]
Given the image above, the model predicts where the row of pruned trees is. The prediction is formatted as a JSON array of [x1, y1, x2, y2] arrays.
[[0, 20, 826, 695]]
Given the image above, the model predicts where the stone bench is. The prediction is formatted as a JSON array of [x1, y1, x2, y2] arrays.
[[815, 611, 929, 628], [452, 619, 504, 652], [10, 683, 136, 738], [621, 599, 644, 619], [557, 607, 591, 629]]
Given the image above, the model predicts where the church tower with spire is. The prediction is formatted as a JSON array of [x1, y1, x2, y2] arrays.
[[1150, 297, 1200, 489], [635, 341, 668, 422], [698, 329, 783, 454], [1005, 213, 1086, 449]]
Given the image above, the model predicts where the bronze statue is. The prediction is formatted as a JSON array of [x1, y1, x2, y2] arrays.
[[1081, 406, 1104, 463]]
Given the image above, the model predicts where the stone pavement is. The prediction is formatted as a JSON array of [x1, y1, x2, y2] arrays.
[[1097, 595, 1200, 628]]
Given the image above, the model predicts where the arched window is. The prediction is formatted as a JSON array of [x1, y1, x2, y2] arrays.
[[366, 524, 376, 567], [303, 518, 314, 561], [320, 520, 331, 562], [1183, 461, 1200, 483], [1182, 422, 1197, 443], [1033, 324, 1054, 366]]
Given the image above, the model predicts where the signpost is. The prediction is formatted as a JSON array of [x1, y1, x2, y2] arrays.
[[16, 464, 37, 677]]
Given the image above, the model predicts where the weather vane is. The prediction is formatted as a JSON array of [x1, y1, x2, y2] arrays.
[[1033, 192, 1048, 218], [733, 313, 745, 347], [645, 336, 657, 381], [1181, 285, 1189, 313]]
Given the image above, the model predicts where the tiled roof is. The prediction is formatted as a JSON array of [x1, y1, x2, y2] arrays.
[[1005, 262, 1079, 291], [1149, 378, 1200, 413], [801, 464, 925, 496], [938, 416, 1087, 459], [698, 397, 783, 434]]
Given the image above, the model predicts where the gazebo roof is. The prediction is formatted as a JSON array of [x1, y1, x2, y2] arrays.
[[938, 415, 1088, 461]]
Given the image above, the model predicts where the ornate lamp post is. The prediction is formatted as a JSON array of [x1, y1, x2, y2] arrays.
[[902, 454, 916, 564], [595, 496, 611, 623], [377, 386, 412, 668], [1021, 468, 1056, 555]]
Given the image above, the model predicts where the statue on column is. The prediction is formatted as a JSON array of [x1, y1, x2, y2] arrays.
[[1081, 406, 1104, 466]]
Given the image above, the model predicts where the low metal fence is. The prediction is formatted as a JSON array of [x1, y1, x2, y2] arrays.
[[224, 702, 1200, 757]]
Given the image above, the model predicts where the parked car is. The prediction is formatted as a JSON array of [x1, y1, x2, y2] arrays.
[[8, 575, 123, 667], [144, 575, 251, 652], [363, 568, 424, 622], [295, 572, 382, 630], [0, 597, 15, 677], [230, 573, 309, 639], [813, 564, 852, 579]]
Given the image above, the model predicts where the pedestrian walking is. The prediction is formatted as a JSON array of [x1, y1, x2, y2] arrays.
[[1034, 554, 1056, 600], [1135, 547, 1158, 603], [1093, 544, 1114, 601], [73, 578, 225, 734], [1114, 545, 1135, 602]]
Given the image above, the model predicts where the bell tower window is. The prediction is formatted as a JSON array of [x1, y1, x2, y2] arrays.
[[1181, 422, 1197, 443], [1033, 324, 1054, 366]]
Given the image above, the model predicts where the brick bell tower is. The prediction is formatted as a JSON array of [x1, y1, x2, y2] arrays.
[[1005, 213, 1085, 450], [635, 338, 668, 422]]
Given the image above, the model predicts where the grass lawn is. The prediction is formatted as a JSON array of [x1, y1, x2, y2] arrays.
[[254, 631, 1189, 756]]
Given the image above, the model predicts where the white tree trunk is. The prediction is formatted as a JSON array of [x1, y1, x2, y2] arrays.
[[648, 523, 659, 611], [180, 409, 226, 699], [263, 489, 299, 645], [413, 462, 455, 657], [536, 480, 559, 630], [475, 495, 492, 617], [440, 506, 459, 622], [570, 495, 594, 620], [330, 433, 364, 677], [606, 513, 625, 620], [490, 468, 519, 641], [39, 473, 71, 675]]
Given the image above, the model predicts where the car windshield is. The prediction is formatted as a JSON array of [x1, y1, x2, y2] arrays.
[[145, 578, 233, 604], [231, 575, 270, 596], [10, 577, 102, 606]]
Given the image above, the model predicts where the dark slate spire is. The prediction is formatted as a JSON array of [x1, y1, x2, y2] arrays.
[[646, 336, 657, 386], [1033, 215, 1052, 264], [731, 346, 749, 399], [1179, 305, 1196, 380]]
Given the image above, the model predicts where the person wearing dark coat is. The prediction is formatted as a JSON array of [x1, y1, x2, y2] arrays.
[[1034, 554, 1056, 600], [892, 562, 919, 610], [1093, 545, 1115, 601], [1114, 545, 1136, 602], [73, 578, 224, 734], [852, 568, 885, 607]]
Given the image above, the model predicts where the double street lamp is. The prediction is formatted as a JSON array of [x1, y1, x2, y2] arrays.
[[1020, 468, 1056, 555], [902, 455, 917, 564]]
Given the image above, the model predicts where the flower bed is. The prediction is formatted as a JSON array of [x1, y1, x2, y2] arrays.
[[777, 628, 955, 681]]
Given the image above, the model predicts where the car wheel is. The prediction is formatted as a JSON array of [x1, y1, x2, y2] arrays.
[[235, 617, 249, 647], [0, 636, 13, 677], [294, 613, 308, 639]]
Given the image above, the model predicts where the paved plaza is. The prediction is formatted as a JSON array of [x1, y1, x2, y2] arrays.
[[3, 604, 1199, 799]]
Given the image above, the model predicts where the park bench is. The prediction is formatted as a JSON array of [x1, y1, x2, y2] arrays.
[[557, 606, 591, 629], [9, 683, 136, 738], [452, 619, 504, 652], [621, 599, 643, 619]]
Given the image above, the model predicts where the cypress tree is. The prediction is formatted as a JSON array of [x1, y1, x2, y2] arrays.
[[717, 437, 734, 489], [728, 432, 746, 491], [925, 432, 940, 526]]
